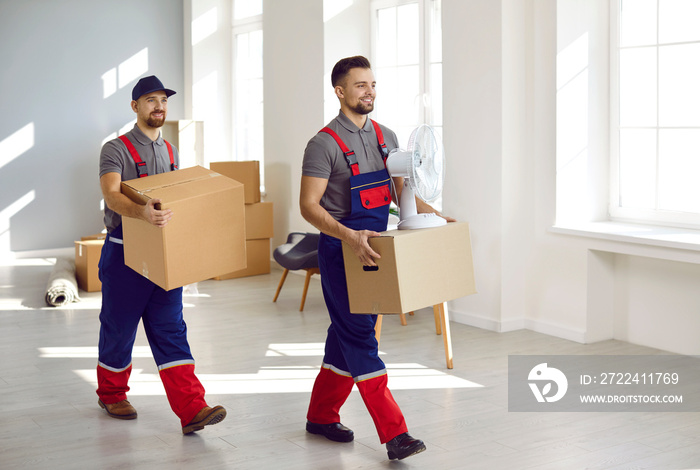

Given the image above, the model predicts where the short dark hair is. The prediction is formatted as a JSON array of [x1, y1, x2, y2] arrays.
[[331, 56, 372, 87]]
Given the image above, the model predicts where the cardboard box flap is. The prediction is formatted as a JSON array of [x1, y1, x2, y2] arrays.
[[139, 175, 239, 209], [121, 166, 236, 206], [134, 171, 226, 194], [123, 165, 214, 191]]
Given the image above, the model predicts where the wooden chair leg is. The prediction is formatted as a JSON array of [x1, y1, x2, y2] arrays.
[[300, 268, 319, 311], [399, 313, 408, 326], [374, 314, 383, 344], [273, 268, 289, 302], [437, 302, 454, 369], [433, 305, 442, 335]]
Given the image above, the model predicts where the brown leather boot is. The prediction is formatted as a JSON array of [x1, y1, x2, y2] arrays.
[[182, 405, 226, 434], [98, 399, 137, 420]]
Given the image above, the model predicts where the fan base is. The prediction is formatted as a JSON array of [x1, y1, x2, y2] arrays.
[[397, 213, 447, 230]]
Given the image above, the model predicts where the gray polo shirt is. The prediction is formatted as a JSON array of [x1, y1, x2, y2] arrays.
[[302, 111, 399, 220], [99, 124, 180, 232]]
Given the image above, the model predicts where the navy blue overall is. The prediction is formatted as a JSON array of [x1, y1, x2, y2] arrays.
[[96, 135, 207, 426], [307, 121, 408, 443], [317, 123, 391, 381], [97, 224, 193, 372]]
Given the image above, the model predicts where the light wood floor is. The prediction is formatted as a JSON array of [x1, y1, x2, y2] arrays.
[[1, 259, 700, 470]]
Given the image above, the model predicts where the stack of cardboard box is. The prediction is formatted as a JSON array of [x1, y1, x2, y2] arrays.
[[210, 161, 273, 280]]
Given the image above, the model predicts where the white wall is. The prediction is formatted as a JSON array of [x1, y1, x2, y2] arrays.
[[613, 255, 700, 356], [185, 0, 234, 167], [442, 0, 506, 329], [323, 0, 371, 123], [0, 0, 184, 256], [263, 0, 325, 250]]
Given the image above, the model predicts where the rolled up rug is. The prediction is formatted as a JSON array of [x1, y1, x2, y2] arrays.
[[45, 258, 81, 307]]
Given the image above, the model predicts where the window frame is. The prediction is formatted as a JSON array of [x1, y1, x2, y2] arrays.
[[609, 0, 700, 229], [369, 0, 442, 146], [231, 7, 264, 190]]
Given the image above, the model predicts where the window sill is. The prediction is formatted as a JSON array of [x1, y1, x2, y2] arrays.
[[550, 221, 700, 263]]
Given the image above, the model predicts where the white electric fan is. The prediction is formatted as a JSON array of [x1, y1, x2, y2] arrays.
[[386, 124, 446, 230]]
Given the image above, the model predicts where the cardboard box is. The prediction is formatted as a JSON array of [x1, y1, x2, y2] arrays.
[[244, 202, 273, 240], [75, 240, 104, 292], [210, 161, 261, 204], [342, 222, 476, 314], [161, 120, 204, 169], [213, 238, 270, 280], [81, 233, 106, 241], [121, 166, 246, 290]]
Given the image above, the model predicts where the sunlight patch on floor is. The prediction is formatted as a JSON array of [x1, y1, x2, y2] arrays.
[[39, 346, 152, 358], [74, 363, 482, 395], [66, 341, 481, 394]]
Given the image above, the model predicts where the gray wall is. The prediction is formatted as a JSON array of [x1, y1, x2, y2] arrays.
[[0, 0, 184, 254]]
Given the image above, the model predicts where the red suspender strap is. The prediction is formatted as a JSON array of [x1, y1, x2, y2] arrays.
[[319, 127, 360, 176], [370, 119, 389, 160], [118, 135, 177, 176], [118, 135, 148, 177], [164, 140, 177, 171]]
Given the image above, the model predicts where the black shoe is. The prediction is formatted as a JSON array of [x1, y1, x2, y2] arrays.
[[386, 432, 426, 460], [306, 421, 354, 442]]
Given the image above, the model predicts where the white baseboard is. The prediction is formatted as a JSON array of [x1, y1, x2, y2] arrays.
[[449, 309, 513, 332], [523, 318, 587, 344], [449, 308, 587, 344]]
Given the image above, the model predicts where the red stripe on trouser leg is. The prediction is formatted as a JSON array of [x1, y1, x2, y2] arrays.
[[96, 364, 132, 404], [158, 364, 208, 426], [356, 374, 407, 444], [307, 367, 354, 424]]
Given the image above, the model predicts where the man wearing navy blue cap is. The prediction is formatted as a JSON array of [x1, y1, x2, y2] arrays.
[[96, 75, 227, 434]]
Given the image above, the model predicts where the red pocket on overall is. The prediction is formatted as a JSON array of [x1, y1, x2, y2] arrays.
[[359, 185, 391, 209]]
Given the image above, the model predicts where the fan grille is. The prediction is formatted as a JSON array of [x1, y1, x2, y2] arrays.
[[406, 125, 444, 202]]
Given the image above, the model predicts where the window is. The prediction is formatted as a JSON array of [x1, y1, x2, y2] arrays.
[[370, 0, 442, 148], [232, 0, 264, 190], [612, 0, 700, 228]]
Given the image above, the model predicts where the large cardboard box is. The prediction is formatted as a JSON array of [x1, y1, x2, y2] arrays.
[[342, 222, 476, 314], [210, 161, 261, 204], [244, 202, 273, 240], [213, 238, 270, 280], [121, 166, 246, 290], [75, 240, 104, 292]]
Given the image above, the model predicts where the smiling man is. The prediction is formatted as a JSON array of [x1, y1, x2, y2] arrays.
[[96, 75, 226, 435], [299, 56, 441, 461]]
